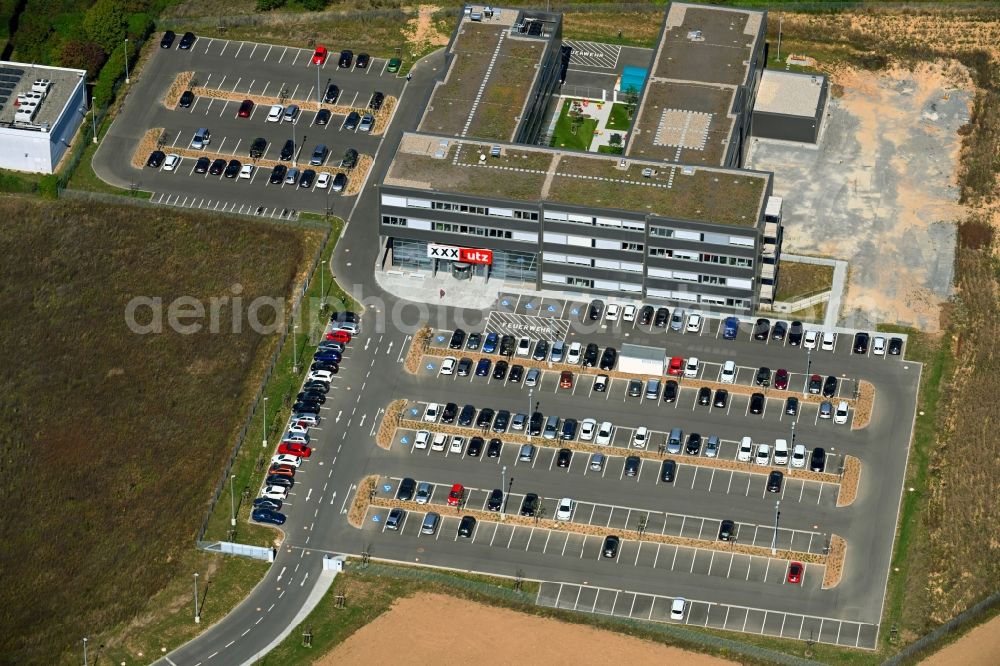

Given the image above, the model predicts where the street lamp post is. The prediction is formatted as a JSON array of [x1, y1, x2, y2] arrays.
[[293, 324, 300, 373], [770, 501, 781, 555], [83, 637, 89, 666], [262, 396, 269, 448], [291, 116, 297, 166], [193, 573, 201, 623], [790, 420, 796, 446], [91, 101, 98, 143], [500, 465, 507, 520], [502, 476, 514, 514], [804, 349, 812, 395], [124, 38, 130, 84], [527, 387, 533, 438], [229, 473, 237, 527]]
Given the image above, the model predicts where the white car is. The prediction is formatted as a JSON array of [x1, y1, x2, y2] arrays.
[[622, 305, 637, 322], [790, 444, 807, 468], [803, 330, 818, 350], [307, 370, 333, 382], [163, 153, 180, 171], [238, 164, 254, 179], [566, 342, 582, 364], [555, 497, 574, 521], [260, 485, 288, 500], [596, 421, 614, 446], [754, 444, 771, 466], [449, 436, 465, 454], [720, 360, 736, 384], [686, 313, 702, 332], [292, 413, 319, 426], [632, 426, 649, 449], [683, 357, 700, 378], [516, 337, 531, 356], [773, 438, 789, 465], [737, 436, 753, 462], [670, 598, 687, 621], [439, 357, 457, 376], [267, 104, 284, 122], [431, 433, 447, 452], [423, 403, 440, 422], [287, 420, 311, 434], [315, 172, 331, 190], [872, 336, 886, 355], [821, 331, 836, 351], [593, 374, 609, 392], [579, 418, 598, 442], [283, 431, 309, 444], [271, 454, 301, 468], [605, 304, 621, 321], [414, 430, 430, 450], [834, 400, 850, 425]]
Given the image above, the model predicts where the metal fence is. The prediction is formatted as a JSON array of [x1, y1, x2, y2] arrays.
[[198, 541, 275, 562], [883, 590, 1000, 666]]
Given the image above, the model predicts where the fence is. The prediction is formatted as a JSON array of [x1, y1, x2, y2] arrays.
[[198, 541, 275, 562], [770, 291, 831, 314], [883, 590, 1000, 666]]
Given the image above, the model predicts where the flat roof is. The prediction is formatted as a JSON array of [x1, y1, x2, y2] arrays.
[[653, 3, 763, 85], [385, 133, 768, 227], [0, 61, 85, 130], [755, 70, 825, 117], [418, 7, 556, 143]]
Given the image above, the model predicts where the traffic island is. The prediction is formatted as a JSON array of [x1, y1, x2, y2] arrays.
[[822, 535, 847, 589], [163, 71, 195, 109], [404, 326, 433, 374], [130, 128, 166, 168], [835, 456, 862, 507], [348, 475, 379, 528], [851, 380, 875, 429], [376, 400, 406, 449]]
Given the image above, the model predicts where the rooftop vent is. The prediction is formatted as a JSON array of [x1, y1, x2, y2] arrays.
[[681, 166, 694, 176], [686, 30, 704, 42]]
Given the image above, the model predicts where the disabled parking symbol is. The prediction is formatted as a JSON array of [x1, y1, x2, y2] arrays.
[[372, 515, 381, 523], [383, 484, 392, 492], [571, 308, 580, 316], [501, 299, 510, 307], [410, 407, 420, 415], [426, 363, 436, 371], [525, 302, 534, 310], [436, 334, 446, 342], [400, 435, 410, 445], [547, 305, 556, 312]]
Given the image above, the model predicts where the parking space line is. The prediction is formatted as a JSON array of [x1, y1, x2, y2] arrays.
[[220, 40, 230, 56], [279, 47, 288, 63], [203, 38, 214, 54]]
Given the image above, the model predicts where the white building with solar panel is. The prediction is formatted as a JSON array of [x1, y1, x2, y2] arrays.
[[0, 61, 88, 173]]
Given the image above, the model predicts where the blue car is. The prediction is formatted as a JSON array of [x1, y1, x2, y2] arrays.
[[475, 358, 491, 377], [314, 351, 341, 363], [723, 316, 740, 340], [252, 508, 286, 525], [483, 332, 499, 354]]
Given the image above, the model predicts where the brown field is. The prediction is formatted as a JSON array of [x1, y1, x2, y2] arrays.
[[919, 613, 1000, 665]]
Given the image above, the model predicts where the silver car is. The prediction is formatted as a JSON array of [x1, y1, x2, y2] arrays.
[[358, 113, 374, 132], [525, 368, 540, 387], [414, 482, 432, 504]]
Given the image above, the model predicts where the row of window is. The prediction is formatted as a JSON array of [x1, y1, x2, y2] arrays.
[[543, 211, 645, 232], [648, 246, 754, 268], [649, 225, 756, 248], [382, 216, 538, 242], [381, 194, 539, 221], [542, 252, 643, 273]]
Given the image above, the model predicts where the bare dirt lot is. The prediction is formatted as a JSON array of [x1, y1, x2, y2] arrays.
[[749, 62, 972, 332], [920, 614, 1000, 666], [316, 593, 736, 665]]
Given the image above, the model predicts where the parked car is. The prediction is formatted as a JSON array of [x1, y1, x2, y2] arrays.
[[160, 31, 175, 48], [718, 519, 736, 541], [753, 318, 771, 340], [179, 31, 196, 49], [237, 99, 254, 118], [767, 470, 784, 493], [338, 49, 354, 68], [252, 508, 286, 525], [660, 459, 677, 483], [602, 535, 621, 558], [312, 45, 328, 64], [344, 111, 361, 130], [457, 515, 476, 538]]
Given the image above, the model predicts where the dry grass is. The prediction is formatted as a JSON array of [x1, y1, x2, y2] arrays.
[[775, 262, 835, 302], [163, 71, 195, 110], [836, 456, 862, 508], [376, 399, 405, 450], [131, 127, 166, 168], [822, 535, 847, 589], [403, 326, 432, 373], [349, 475, 379, 529], [851, 380, 876, 430]]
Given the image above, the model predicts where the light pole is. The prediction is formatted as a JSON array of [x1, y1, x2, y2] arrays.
[[262, 396, 269, 448], [500, 465, 507, 520], [790, 420, 796, 446], [502, 475, 514, 514], [90, 100, 98, 143], [83, 637, 89, 666], [293, 323, 300, 373], [291, 118, 297, 167], [776, 15, 783, 64], [527, 387, 533, 436], [193, 572, 201, 623], [770, 501, 781, 555], [124, 38, 130, 84], [229, 473, 237, 527], [804, 349, 812, 395]]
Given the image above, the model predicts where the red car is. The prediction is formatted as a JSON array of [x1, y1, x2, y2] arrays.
[[325, 329, 351, 344], [787, 561, 803, 584], [559, 370, 573, 389], [237, 99, 254, 118], [667, 356, 684, 376], [312, 45, 328, 65], [268, 464, 295, 477], [278, 442, 312, 458], [447, 483, 464, 507], [774, 368, 789, 390]]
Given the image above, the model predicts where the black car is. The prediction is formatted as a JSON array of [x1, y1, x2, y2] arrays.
[[492, 410, 510, 433], [718, 519, 735, 541], [449, 329, 466, 349], [179, 31, 196, 49], [396, 477, 416, 501], [458, 404, 475, 426], [755, 367, 771, 387], [499, 335, 515, 356], [822, 375, 838, 398], [808, 374, 823, 394], [638, 305, 654, 325], [697, 387, 711, 406], [338, 49, 354, 68], [475, 358, 491, 377], [209, 158, 227, 175], [323, 83, 340, 104], [194, 156, 210, 173], [532, 339, 548, 361], [713, 389, 729, 408], [224, 159, 241, 178], [685, 432, 702, 455], [749, 392, 765, 414], [767, 470, 784, 493], [788, 321, 804, 346], [624, 455, 641, 477], [561, 419, 578, 441], [252, 508, 285, 525], [662, 380, 678, 403], [888, 337, 903, 355], [341, 148, 358, 169], [602, 535, 621, 558], [315, 109, 331, 126], [441, 402, 458, 424], [556, 448, 572, 467], [599, 347, 617, 371], [487, 438, 502, 457], [475, 408, 495, 429], [467, 436, 484, 457], [466, 332, 482, 350], [331, 310, 358, 324], [487, 488, 504, 511], [771, 320, 788, 340], [369, 91, 384, 111], [160, 31, 175, 48], [146, 150, 165, 168], [587, 299, 604, 321], [593, 376, 608, 393], [292, 401, 320, 415], [179, 90, 194, 108], [269, 164, 287, 184], [253, 497, 282, 511], [810, 447, 827, 472], [280, 139, 295, 161], [332, 173, 347, 192], [528, 411, 543, 436], [299, 169, 316, 188], [265, 474, 293, 488], [344, 111, 361, 130], [297, 390, 325, 404], [627, 380, 642, 397], [249, 137, 267, 159], [492, 360, 508, 380], [356, 52, 370, 68], [853, 332, 870, 354], [582, 343, 599, 367], [508, 365, 524, 383], [660, 459, 676, 483], [753, 318, 771, 340], [654, 307, 670, 327], [457, 358, 472, 377], [310, 361, 337, 373], [457, 515, 476, 538], [785, 396, 799, 415], [302, 380, 329, 394], [519, 493, 539, 517]]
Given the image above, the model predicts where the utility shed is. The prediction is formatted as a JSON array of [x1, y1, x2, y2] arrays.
[[619, 343, 666, 376], [751, 69, 827, 144]]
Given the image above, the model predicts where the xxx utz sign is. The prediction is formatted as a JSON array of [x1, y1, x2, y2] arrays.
[[459, 248, 493, 265]]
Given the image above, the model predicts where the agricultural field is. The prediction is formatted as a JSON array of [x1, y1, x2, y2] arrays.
[[0, 197, 322, 663]]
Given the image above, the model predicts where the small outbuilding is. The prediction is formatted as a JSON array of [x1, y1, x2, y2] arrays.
[[751, 69, 827, 144], [618, 343, 666, 376]]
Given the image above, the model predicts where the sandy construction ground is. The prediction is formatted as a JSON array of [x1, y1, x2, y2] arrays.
[[919, 614, 1000, 666], [316, 593, 736, 665]]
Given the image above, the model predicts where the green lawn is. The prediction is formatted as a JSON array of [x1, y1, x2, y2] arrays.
[[775, 261, 834, 301], [550, 99, 598, 151], [606, 102, 634, 131]]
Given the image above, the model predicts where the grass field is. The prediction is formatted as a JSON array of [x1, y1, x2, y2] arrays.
[[550, 99, 598, 151], [775, 261, 834, 302], [0, 196, 323, 663], [606, 102, 634, 131]]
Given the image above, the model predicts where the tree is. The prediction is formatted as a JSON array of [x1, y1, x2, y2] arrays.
[[608, 133, 622, 147], [84, 0, 129, 54], [57, 40, 107, 79], [256, 0, 287, 10], [622, 86, 640, 118]]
